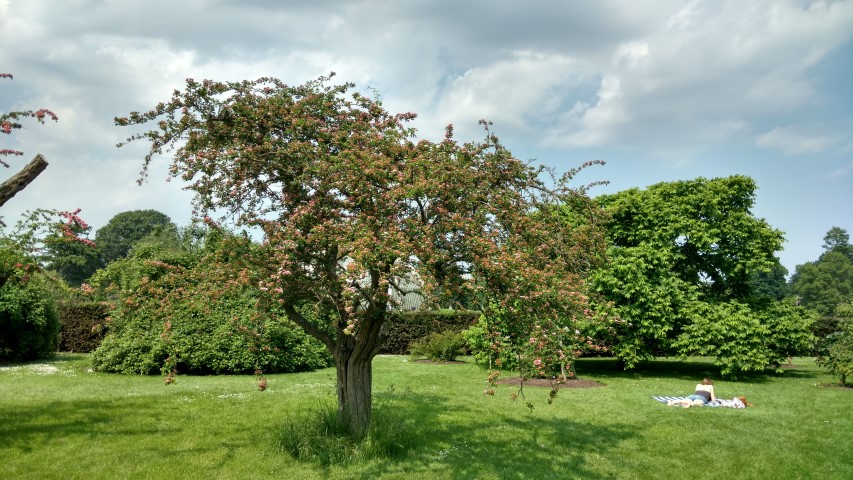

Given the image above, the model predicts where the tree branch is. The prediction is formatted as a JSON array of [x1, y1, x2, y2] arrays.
[[0, 154, 48, 207], [283, 303, 335, 351]]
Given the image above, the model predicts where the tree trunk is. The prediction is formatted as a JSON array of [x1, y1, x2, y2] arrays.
[[334, 345, 374, 438], [0, 154, 48, 207], [332, 307, 385, 438]]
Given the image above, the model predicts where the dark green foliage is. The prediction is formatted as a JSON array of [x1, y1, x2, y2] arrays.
[[57, 302, 108, 353], [95, 210, 175, 265], [748, 258, 789, 301], [43, 232, 101, 287], [90, 230, 332, 375], [816, 302, 853, 385], [0, 247, 60, 362], [791, 251, 853, 317], [409, 330, 466, 362], [379, 310, 479, 354], [673, 300, 815, 376], [812, 316, 843, 344], [590, 176, 814, 373]]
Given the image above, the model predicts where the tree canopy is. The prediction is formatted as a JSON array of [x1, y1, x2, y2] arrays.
[[116, 75, 607, 434], [822, 226, 853, 262], [589, 176, 813, 373], [95, 209, 176, 266], [790, 227, 853, 318], [599, 175, 783, 300]]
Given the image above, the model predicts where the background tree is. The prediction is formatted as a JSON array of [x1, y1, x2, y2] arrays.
[[117, 75, 607, 435], [94, 210, 176, 266], [822, 226, 853, 262], [816, 301, 853, 386], [1, 73, 57, 209], [43, 211, 101, 287], [791, 228, 853, 318], [747, 258, 789, 302], [590, 176, 813, 373], [791, 228, 853, 347]]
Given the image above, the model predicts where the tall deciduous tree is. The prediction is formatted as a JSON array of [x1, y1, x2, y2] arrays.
[[600, 175, 784, 301], [590, 176, 813, 373], [791, 250, 853, 317], [95, 209, 176, 266], [822, 226, 853, 262], [43, 210, 101, 286], [116, 75, 606, 435]]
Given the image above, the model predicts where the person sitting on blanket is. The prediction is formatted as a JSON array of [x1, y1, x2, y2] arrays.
[[667, 378, 716, 408]]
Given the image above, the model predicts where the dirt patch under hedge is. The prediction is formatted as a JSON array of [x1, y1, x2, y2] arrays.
[[413, 359, 467, 365], [410, 359, 604, 388], [496, 377, 604, 389]]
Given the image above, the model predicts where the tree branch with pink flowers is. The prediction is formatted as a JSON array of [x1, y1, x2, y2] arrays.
[[1, 73, 58, 208]]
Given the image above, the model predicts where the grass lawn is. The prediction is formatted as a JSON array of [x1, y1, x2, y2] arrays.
[[1, 354, 850, 479]]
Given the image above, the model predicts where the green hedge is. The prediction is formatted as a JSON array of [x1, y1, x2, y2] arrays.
[[1, 248, 60, 363], [58, 302, 109, 353], [380, 310, 479, 354]]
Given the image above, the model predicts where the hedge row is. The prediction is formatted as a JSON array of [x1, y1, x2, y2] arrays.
[[380, 310, 480, 354], [56, 303, 480, 358], [58, 302, 109, 353]]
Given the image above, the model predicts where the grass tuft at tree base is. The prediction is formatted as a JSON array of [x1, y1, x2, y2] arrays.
[[276, 396, 415, 466]]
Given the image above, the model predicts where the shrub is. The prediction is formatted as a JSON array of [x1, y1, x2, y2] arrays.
[[409, 330, 466, 362], [380, 310, 478, 354], [0, 248, 60, 362], [816, 302, 853, 386], [58, 301, 108, 352], [462, 314, 501, 368], [91, 295, 332, 375], [673, 300, 815, 377], [91, 234, 332, 375]]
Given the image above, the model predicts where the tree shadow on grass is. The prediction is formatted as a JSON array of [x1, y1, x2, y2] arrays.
[[0, 395, 259, 475], [340, 389, 638, 479], [0, 398, 180, 453], [573, 357, 824, 385]]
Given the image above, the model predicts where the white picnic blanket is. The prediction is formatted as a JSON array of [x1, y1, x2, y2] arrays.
[[652, 396, 745, 408]]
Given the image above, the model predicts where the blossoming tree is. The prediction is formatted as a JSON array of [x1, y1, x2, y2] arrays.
[[1, 73, 57, 208], [116, 75, 607, 435]]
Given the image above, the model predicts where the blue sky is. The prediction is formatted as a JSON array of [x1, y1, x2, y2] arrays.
[[1, 0, 851, 274]]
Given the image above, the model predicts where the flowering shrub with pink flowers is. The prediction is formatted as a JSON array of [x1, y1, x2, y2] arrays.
[[89, 225, 331, 375]]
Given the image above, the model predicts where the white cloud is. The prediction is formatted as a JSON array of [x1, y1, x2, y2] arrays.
[[427, 51, 590, 140], [542, 0, 853, 150], [756, 126, 841, 155], [2, 0, 852, 275], [825, 161, 853, 179]]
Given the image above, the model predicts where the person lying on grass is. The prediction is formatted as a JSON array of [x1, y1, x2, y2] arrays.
[[667, 378, 716, 408]]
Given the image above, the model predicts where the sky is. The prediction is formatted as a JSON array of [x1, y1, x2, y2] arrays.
[[1, 0, 851, 275]]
